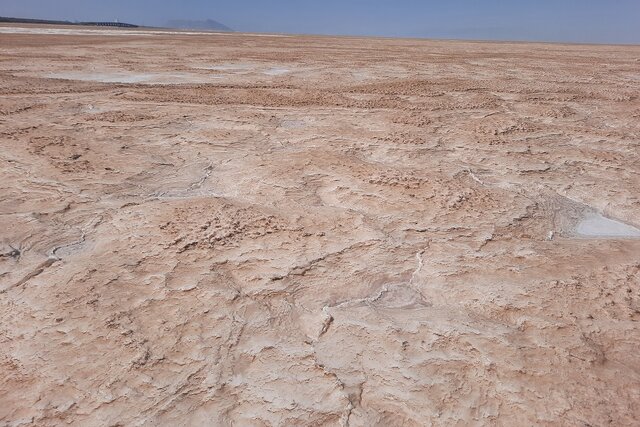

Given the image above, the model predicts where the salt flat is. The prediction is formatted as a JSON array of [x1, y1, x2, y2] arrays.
[[1, 24, 640, 426]]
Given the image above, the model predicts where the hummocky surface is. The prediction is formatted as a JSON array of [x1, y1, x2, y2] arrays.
[[1, 24, 640, 426]]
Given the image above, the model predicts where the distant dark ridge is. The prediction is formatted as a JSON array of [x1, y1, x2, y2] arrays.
[[0, 16, 72, 25], [0, 16, 138, 28], [80, 22, 138, 28]]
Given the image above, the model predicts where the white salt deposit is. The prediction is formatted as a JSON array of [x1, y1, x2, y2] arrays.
[[576, 213, 640, 238], [263, 68, 291, 76], [46, 71, 216, 84], [0, 26, 291, 38]]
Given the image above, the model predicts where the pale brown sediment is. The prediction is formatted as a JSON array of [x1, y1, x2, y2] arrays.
[[1, 24, 640, 426]]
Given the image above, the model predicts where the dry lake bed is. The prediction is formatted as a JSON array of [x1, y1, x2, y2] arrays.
[[1, 24, 640, 426]]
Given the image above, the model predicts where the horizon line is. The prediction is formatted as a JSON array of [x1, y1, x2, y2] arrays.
[[1, 15, 639, 47]]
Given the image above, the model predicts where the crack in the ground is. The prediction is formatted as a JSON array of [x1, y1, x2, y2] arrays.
[[270, 239, 380, 282], [1, 256, 58, 294], [188, 163, 214, 191], [2, 215, 103, 293]]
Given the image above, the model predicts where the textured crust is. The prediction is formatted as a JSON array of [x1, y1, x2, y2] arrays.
[[1, 25, 640, 426]]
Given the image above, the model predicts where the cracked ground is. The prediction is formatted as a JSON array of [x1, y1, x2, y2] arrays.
[[1, 25, 640, 426]]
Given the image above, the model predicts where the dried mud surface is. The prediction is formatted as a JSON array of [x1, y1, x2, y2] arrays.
[[1, 25, 640, 426]]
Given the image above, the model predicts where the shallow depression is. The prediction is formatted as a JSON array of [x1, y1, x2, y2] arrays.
[[263, 67, 291, 76], [576, 213, 640, 238]]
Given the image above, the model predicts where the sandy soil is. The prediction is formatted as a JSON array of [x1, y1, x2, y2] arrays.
[[1, 24, 640, 426]]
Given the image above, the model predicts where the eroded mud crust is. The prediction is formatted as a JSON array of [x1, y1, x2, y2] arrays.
[[1, 25, 640, 426]]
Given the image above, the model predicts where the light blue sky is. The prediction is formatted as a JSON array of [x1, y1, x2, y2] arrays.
[[2, 0, 639, 44]]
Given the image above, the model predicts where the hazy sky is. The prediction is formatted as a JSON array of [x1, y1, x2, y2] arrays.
[[2, 0, 639, 44]]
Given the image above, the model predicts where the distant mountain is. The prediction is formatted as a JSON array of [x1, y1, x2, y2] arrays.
[[165, 19, 232, 32]]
